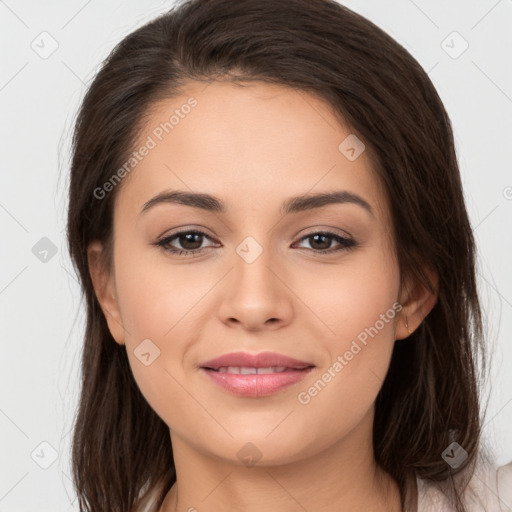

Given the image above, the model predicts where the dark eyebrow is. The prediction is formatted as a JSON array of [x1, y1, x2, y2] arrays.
[[140, 190, 374, 217], [281, 191, 374, 217]]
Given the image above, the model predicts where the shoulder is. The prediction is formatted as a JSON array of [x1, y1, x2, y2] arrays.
[[417, 460, 512, 512], [132, 479, 167, 512], [497, 463, 512, 509]]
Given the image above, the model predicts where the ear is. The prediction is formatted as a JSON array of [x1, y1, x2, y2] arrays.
[[395, 266, 438, 340], [87, 240, 126, 346]]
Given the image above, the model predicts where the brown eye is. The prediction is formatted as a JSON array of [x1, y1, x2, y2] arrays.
[[155, 230, 218, 256], [294, 231, 356, 254]]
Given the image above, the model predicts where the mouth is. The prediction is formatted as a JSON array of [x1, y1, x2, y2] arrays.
[[200, 365, 315, 397], [199, 350, 315, 371], [203, 365, 314, 374]]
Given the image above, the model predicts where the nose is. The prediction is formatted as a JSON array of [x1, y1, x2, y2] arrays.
[[217, 244, 294, 332]]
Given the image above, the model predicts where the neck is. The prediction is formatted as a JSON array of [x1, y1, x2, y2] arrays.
[[160, 409, 402, 512]]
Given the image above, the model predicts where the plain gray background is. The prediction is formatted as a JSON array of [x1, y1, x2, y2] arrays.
[[1, 0, 511, 510]]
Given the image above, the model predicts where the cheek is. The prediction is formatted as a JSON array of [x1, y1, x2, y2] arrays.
[[114, 244, 212, 340], [294, 303, 399, 451], [111, 247, 215, 417], [293, 242, 400, 350], [293, 248, 400, 420]]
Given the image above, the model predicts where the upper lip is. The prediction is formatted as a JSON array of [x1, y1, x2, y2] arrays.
[[200, 351, 315, 370]]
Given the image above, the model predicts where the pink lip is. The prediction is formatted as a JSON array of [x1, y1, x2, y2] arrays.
[[199, 351, 314, 370], [201, 367, 315, 397], [198, 351, 315, 397]]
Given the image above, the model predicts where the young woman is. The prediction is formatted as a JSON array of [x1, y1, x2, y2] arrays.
[[66, 0, 512, 511]]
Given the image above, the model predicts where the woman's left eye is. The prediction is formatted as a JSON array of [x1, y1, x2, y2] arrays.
[[293, 232, 357, 253], [154, 230, 357, 256]]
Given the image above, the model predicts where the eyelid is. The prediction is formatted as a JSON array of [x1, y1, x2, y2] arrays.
[[295, 226, 353, 240], [157, 224, 216, 239]]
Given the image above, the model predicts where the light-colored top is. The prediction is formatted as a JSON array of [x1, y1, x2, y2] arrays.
[[417, 461, 512, 512], [135, 461, 512, 512]]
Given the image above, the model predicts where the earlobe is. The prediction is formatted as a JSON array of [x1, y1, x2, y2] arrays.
[[87, 240, 126, 346], [396, 267, 438, 340]]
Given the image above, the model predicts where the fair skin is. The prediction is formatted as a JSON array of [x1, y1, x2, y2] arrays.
[[88, 80, 437, 511]]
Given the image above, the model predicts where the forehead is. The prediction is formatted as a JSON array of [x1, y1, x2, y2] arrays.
[[115, 80, 390, 225]]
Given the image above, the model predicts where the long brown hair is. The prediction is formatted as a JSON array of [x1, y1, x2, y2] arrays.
[[66, 1, 489, 510]]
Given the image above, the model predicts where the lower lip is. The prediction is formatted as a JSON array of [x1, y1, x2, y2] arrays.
[[200, 367, 314, 397]]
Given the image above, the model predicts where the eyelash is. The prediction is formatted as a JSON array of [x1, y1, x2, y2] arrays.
[[153, 229, 357, 257]]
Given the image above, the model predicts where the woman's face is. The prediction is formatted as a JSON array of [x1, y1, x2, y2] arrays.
[[90, 80, 416, 466]]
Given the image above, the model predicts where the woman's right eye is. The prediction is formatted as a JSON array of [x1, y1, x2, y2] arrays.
[[154, 230, 219, 256]]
